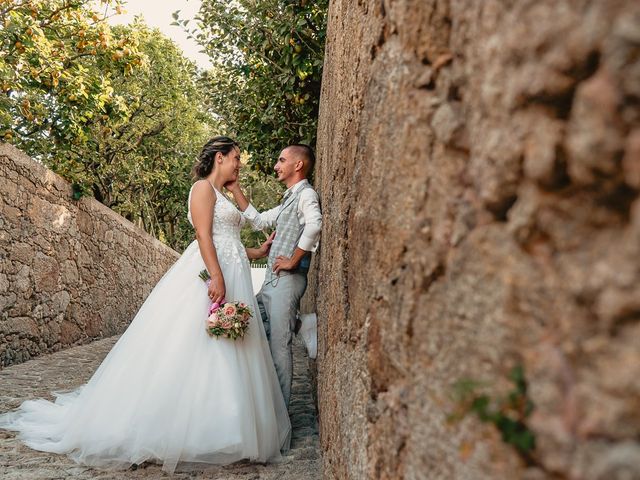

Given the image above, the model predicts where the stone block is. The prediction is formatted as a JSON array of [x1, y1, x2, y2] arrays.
[[32, 252, 58, 291]]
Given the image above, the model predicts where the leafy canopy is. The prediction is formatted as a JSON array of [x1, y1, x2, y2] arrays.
[[1, 1, 216, 251], [0, 0, 143, 151], [181, 0, 328, 173]]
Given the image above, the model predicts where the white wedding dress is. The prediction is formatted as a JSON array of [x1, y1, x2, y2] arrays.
[[0, 184, 291, 473]]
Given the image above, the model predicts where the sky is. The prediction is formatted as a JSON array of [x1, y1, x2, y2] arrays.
[[107, 0, 212, 69]]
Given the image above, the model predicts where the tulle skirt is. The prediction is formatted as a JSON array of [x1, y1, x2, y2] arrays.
[[0, 240, 291, 473]]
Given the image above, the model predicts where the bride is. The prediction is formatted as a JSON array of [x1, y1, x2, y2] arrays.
[[0, 136, 291, 473]]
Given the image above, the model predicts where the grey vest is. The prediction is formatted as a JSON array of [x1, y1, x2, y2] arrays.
[[265, 183, 313, 280]]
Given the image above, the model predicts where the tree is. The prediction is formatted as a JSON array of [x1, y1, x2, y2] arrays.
[[183, 0, 329, 173], [58, 22, 216, 251], [1, 1, 217, 251], [0, 0, 143, 153]]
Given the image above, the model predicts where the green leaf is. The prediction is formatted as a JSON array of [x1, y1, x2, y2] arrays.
[[470, 395, 490, 417], [72, 183, 85, 200]]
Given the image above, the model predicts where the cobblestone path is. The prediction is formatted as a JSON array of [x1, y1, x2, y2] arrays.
[[0, 336, 320, 479]]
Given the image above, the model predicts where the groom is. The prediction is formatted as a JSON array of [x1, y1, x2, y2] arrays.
[[231, 144, 322, 407]]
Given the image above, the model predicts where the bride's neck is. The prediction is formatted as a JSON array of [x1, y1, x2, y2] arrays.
[[206, 171, 226, 192]]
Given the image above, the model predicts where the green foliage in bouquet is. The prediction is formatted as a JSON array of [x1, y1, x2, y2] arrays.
[[198, 269, 211, 282]]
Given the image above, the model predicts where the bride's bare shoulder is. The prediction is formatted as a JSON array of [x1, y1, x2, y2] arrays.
[[191, 180, 216, 200]]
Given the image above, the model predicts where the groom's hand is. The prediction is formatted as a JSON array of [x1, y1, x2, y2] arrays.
[[273, 256, 297, 275]]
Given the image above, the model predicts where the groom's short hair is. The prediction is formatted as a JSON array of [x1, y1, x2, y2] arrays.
[[287, 144, 315, 175]]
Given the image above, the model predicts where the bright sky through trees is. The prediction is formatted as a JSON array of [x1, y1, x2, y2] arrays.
[[106, 0, 211, 69]]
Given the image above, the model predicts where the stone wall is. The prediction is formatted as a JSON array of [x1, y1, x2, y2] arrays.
[[0, 143, 179, 367], [311, 1, 640, 479]]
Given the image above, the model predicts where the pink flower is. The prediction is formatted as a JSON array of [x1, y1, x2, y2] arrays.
[[224, 305, 237, 317], [222, 320, 233, 329], [208, 302, 221, 315]]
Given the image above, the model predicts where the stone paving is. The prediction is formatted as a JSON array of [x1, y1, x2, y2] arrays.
[[0, 335, 320, 479]]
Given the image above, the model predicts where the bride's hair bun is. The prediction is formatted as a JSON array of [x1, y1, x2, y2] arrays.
[[192, 136, 239, 179]]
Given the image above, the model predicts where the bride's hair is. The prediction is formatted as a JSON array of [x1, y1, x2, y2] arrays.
[[192, 136, 239, 179]]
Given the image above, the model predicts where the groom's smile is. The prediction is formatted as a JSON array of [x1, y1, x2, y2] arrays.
[[274, 147, 304, 187]]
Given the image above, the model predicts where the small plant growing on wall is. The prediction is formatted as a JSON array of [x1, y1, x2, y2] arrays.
[[448, 365, 536, 463], [72, 183, 90, 201]]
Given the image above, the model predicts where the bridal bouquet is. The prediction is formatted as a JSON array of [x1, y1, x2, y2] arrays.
[[199, 270, 252, 340]]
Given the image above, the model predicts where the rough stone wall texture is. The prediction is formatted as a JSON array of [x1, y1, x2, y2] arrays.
[[0, 143, 179, 367], [311, 1, 640, 479]]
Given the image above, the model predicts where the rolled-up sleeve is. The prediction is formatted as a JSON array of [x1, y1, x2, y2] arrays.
[[298, 189, 322, 251], [242, 204, 279, 231]]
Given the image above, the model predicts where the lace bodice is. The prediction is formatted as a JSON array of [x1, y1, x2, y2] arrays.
[[187, 183, 248, 267]]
